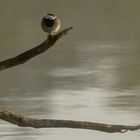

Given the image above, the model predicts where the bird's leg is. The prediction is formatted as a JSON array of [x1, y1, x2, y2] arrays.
[[47, 33, 53, 39]]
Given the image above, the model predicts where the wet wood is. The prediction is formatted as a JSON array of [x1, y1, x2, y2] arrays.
[[0, 26, 73, 71], [0, 107, 139, 133]]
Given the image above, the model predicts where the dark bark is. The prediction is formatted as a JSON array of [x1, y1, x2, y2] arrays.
[[0, 27, 73, 71]]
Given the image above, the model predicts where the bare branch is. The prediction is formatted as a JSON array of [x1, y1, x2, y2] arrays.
[[0, 26, 73, 71], [0, 26, 139, 133], [0, 107, 139, 133]]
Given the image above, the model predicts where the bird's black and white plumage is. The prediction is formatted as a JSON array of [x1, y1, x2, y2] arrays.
[[41, 13, 61, 34]]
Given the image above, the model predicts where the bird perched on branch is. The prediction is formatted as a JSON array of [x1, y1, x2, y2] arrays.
[[41, 13, 61, 35]]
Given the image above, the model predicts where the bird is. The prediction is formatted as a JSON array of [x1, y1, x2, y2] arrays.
[[41, 13, 61, 35]]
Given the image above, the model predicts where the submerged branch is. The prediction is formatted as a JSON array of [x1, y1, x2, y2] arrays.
[[0, 26, 73, 71], [0, 107, 139, 133]]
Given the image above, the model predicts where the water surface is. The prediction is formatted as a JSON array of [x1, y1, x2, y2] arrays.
[[0, 0, 140, 140]]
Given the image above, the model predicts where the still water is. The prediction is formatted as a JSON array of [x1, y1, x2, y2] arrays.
[[0, 0, 140, 139]]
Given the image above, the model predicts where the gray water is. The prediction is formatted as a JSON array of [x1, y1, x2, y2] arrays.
[[0, 0, 140, 140]]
